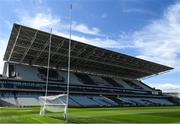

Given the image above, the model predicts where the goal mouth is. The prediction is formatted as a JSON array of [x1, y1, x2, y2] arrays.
[[39, 94, 67, 113]]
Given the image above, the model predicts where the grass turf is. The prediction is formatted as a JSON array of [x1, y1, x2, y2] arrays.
[[0, 106, 180, 123]]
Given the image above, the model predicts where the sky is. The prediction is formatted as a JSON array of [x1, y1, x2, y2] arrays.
[[0, 0, 180, 92]]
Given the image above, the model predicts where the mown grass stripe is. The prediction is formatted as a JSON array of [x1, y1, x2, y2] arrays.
[[0, 106, 180, 123]]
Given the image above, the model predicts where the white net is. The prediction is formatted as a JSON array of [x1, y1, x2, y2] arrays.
[[39, 94, 67, 115]]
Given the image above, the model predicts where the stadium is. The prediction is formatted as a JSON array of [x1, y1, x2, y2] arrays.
[[0, 23, 180, 123]]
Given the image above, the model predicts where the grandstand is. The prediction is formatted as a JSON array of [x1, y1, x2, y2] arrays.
[[0, 23, 179, 107]]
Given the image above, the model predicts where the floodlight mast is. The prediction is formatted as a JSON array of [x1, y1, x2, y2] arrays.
[[65, 4, 72, 122]]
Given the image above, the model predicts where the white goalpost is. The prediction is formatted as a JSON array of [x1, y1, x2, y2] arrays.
[[39, 4, 72, 122], [39, 94, 67, 115]]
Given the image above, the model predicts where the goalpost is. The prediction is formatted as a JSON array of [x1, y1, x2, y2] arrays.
[[39, 94, 67, 115], [39, 4, 72, 122]]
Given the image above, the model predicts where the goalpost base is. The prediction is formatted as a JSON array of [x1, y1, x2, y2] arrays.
[[39, 106, 46, 116]]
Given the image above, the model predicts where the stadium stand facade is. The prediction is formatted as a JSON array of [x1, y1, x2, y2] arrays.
[[0, 24, 179, 107]]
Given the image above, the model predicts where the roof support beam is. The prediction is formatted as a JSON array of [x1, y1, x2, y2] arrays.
[[51, 38, 66, 58], [54, 42, 76, 64], [31, 38, 50, 64], [76, 45, 88, 57], [19, 31, 38, 63], [84, 48, 97, 59], [69, 45, 88, 64], [74, 48, 97, 67], [8, 26, 21, 62], [14, 44, 154, 75]]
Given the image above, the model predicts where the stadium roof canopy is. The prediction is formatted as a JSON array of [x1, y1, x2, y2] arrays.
[[4, 24, 173, 79]]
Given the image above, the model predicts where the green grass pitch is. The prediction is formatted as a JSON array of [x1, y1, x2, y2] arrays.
[[0, 106, 180, 123]]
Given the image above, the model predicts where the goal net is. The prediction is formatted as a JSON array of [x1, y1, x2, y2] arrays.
[[39, 94, 67, 116]]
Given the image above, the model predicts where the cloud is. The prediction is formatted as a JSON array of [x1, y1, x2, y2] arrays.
[[72, 35, 133, 49], [72, 22, 100, 36], [18, 10, 131, 49], [0, 38, 8, 73], [19, 13, 60, 30], [150, 83, 180, 93], [132, 3, 180, 71], [19, 11, 101, 36], [54, 26, 133, 49]]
